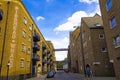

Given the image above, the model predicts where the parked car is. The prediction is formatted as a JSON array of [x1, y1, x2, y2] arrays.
[[64, 69, 69, 73], [46, 70, 55, 78]]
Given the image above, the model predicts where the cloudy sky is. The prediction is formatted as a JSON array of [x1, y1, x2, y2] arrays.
[[22, 0, 101, 61]]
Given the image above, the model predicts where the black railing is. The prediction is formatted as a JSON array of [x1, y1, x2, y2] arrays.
[[33, 32, 40, 42], [32, 54, 40, 61], [47, 62, 51, 65], [47, 50, 50, 54], [42, 60, 47, 64], [33, 42, 40, 52], [42, 52, 47, 57], [42, 44, 46, 50]]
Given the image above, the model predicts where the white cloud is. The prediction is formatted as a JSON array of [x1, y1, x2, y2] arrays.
[[79, 0, 98, 4], [36, 16, 45, 22], [54, 2, 101, 32], [51, 37, 69, 49], [54, 11, 88, 31], [51, 1, 101, 60], [55, 52, 67, 61], [53, 37, 69, 61]]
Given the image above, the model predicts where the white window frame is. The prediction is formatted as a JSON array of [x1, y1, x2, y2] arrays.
[[22, 30, 26, 38], [23, 17, 27, 25], [113, 35, 120, 48], [29, 26, 32, 31], [95, 23, 101, 27], [21, 44, 26, 52], [110, 17, 116, 29], [106, 0, 112, 11], [20, 59, 24, 68]]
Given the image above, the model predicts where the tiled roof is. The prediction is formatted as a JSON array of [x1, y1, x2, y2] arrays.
[[82, 13, 103, 28]]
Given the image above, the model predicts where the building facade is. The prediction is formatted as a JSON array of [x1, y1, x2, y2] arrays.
[[0, 0, 55, 80], [99, 0, 120, 79], [69, 27, 82, 73], [68, 14, 115, 77], [81, 14, 114, 76]]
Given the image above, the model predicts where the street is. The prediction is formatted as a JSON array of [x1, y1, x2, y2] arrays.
[[46, 70, 84, 80]]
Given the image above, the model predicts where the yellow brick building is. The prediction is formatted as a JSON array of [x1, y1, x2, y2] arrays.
[[0, 0, 55, 80], [46, 41, 56, 72]]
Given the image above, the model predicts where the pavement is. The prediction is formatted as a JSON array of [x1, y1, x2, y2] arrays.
[[82, 77, 116, 80], [26, 74, 47, 80], [25, 73, 116, 80]]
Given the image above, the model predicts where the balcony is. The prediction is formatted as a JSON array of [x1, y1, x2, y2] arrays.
[[42, 60, 47, 64], [42, 52, 47, 57], [33, 42, 40, 52], [42, 44, 46, 50], [0, 9, 3, 21], [47, 56, 50, 60], [50, 59, 53, 62], [33, 32, 40, 42], [47, 62, 51, 65], [32, 54, 40, 61], [47, 50, 50, 54]]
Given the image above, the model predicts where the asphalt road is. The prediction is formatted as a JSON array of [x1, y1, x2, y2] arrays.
[[46, 70, 83, 80]]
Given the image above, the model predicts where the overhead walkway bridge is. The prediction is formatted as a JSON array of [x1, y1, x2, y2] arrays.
[[54, 48, 68, 51]]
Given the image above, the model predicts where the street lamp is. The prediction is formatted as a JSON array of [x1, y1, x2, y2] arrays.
[[6, 61, 10, 80]]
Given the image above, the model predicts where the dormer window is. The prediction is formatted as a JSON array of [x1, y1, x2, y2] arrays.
[[95, 23, 101, 27], [0, 9, 3, 21]]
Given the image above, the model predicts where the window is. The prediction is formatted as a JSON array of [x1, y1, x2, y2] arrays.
[[99, 34, 104, 39], [83, 41, 87, 48], [106, 0, 112, 11], [88, 36, 91, 41], [27, 61, 30, 67], [82, 31, 85, 39], [28, 48, 31, 54], [21, 44, 26, 52], [110, 17, 116, 28], [22, 30, 26, 38], [29, 26, 32, 31], [28, 36, 31, 42], [95, 23, 101, 27], [20, 59, 24, 68], [101, 48, 107, 52], [23, 17, 27, 24], [113, 35, 120, 48]]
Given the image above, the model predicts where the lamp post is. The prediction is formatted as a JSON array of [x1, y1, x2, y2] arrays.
[[6, 61, 10, 80]]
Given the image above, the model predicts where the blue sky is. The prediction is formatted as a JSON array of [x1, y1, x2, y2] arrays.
[[22, 0, 100, 61]]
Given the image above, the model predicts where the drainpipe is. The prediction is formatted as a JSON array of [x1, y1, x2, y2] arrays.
[[0, 1, 10, 77]]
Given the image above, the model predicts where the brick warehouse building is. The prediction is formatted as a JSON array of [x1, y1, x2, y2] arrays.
[[0, 0, 56, 80], [99, 0, 120, 79], [69, 27, 85, 74], [81, 14, 114, 76], [68, 14, 115, 77]]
